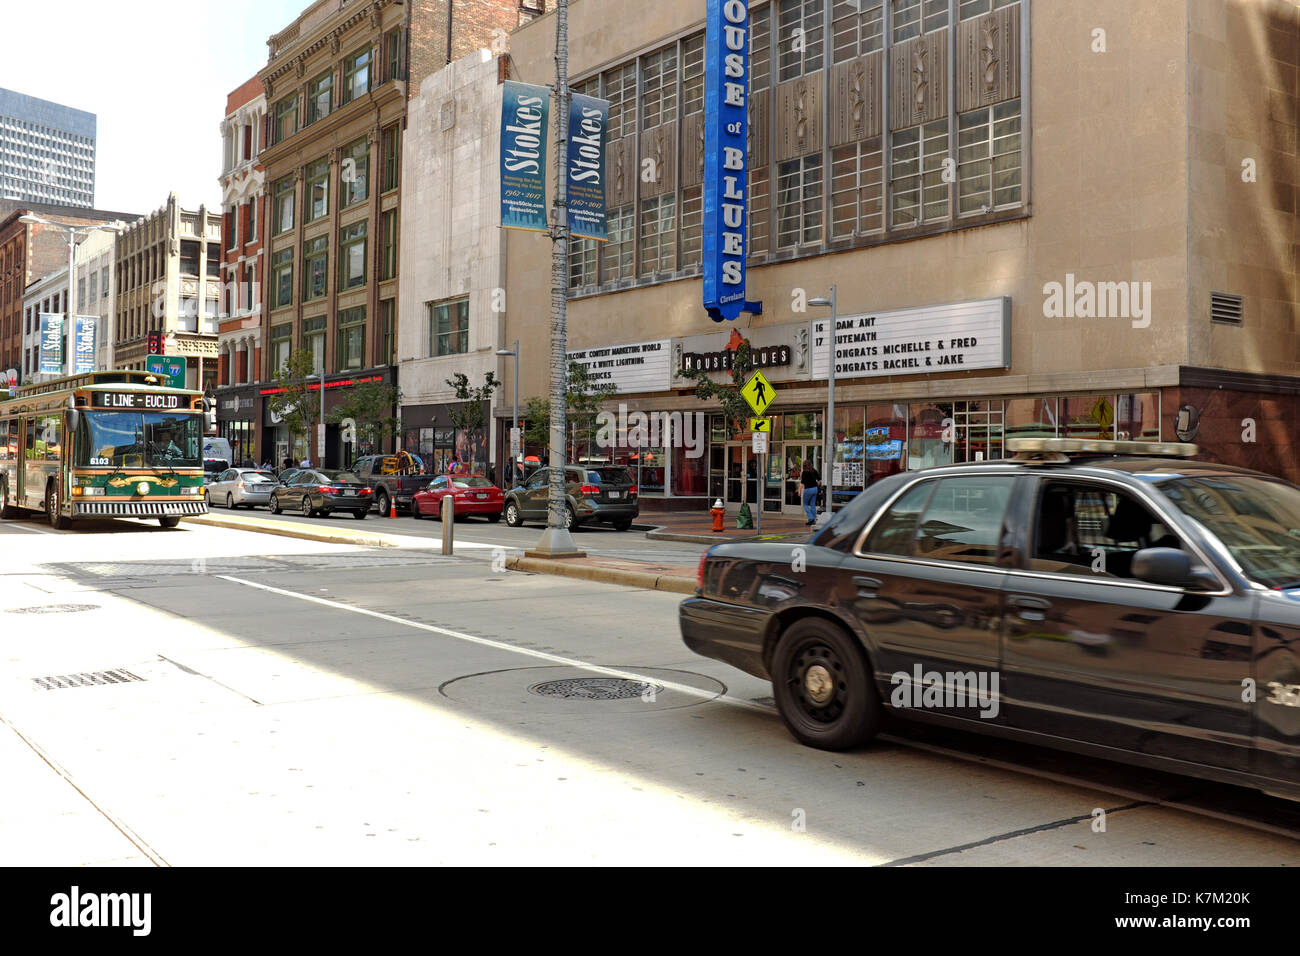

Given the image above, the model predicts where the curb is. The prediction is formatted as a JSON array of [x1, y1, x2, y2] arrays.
[[506, 554, 696, 594], [187, 513, 403, 549]]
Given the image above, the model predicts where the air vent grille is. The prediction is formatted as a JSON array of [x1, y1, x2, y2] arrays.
[[1211, 292, 1243, 325]]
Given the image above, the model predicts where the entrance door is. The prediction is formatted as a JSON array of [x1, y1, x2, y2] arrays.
[[784, 445, 823, 516]]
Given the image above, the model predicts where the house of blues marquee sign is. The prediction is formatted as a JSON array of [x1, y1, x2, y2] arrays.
[[702, 0, 759, 323]]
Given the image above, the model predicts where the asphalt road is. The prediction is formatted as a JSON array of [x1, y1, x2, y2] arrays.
[[0, 516, 1296, 865]]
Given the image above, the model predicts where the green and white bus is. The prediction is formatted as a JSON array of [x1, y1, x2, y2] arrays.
[[0, 370, 209, 529]]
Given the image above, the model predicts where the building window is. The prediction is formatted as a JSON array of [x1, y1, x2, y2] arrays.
[[245, 264, 255, 312], [180, 240, 200, 276], [832, 0, 884, 63], [77, 277, 85, 310], [602, 64, 636, 141], [960, 0, 1019, 19], [385, 28, 405, 82], [274, 95, 298, 145], [341, 138, 369, 208], [339, 220, 367, 290], [891, 119, 949, 227], [569, 237, 597, 289], [206, 243, 221, 278], [892, 0, 948, 43], [88, 271, 97, 304], [779, 0, 824, 81], [380, 209, 397, 281], [640, 45, 678, 130], [337, 306, 366, 371], [601, 206, 634, 283], [748, 165, 771, 256], [682, 34, 705, 115], [381, 125, 400, 193], [638, 195, 676, 275], [380, 298, 395, 365], [777, 155, 823, 247], [426, 298, 468, 357], [226, 209, 238, 251], [270, 323, 292, 374], [303, 316, 326, 371], [679, 185, 703, 268], [307, 71, 333, 125], [273, 176, 295, 235], [305, 158, 330, 222], [831, 139, 884, 238], [303, 235, 328, 302], [271, 248, 293, 309], [343, 47, 372, 105], [957, 98, 1022, 215]]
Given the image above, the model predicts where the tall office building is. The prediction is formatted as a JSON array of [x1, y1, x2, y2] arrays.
[[0, 87, 96, 207]]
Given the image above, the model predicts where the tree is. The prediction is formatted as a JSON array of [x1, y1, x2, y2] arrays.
[[523, 396, 551, 458], [264, 349, 319, 461], [564, 360, 617, 461], [328, 378, 401, 455], [445, 371, 501, 469], [675, 339, 757, 436]]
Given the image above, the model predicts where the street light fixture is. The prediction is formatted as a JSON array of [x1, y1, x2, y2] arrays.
[[19, 215, 123, 379], [495, 340, 520, 484], [809, 286, 837, 525]]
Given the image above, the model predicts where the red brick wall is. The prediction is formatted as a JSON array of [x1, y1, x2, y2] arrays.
[[408, 0, 527, 96], [1164, 386, 1300, 484]]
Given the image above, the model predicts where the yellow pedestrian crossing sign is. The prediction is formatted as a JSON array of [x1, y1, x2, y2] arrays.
[[750, 417, 772, 433], [741, 370, 776, 416]]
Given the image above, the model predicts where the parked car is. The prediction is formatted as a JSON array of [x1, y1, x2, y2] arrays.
[[206, 468, 278, 509], [502, 465, 638, 531], [353, 454, 430, 515], [411, 475, 504, 521], [269, 469, 373, 519], [680, 437, 1300, 801]]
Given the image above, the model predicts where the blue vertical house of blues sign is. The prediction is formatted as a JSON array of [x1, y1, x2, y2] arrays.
[[702, 0, 760, 322]]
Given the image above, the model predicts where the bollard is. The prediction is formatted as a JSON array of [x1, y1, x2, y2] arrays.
[[441, 495, 454, 554]]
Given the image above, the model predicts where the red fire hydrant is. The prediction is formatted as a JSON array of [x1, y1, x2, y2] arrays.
[[710, 498, 725, 533]]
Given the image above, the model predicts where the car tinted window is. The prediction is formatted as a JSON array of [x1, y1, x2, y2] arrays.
[[1030, 481, 1182, 579], [589, 468, 632, 485], [864, 480, 935, 556], [913, 476, 1014, 564], [526, 470, 548, 489], [429, 477, 447, 489]]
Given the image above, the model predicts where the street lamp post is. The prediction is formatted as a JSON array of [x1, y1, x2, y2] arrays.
[[495, 340, 519, 485], [809, 286, 837, 524], [19, 216, 122, 378]]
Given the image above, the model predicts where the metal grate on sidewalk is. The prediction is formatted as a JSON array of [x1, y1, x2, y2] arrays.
[[31, 669, 145, 691]]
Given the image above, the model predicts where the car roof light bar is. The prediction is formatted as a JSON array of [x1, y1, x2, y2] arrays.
[[1006, 438, 1199, 461]]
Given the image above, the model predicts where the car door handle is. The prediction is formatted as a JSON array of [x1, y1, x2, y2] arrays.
[[1008, 595, 1051, 621], [852, 576, 881, 598]]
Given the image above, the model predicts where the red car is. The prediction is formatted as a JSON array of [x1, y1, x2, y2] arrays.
[[410, 475, 504, 521]]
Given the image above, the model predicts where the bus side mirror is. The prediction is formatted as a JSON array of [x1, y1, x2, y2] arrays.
[[67, 409, 80, 434]]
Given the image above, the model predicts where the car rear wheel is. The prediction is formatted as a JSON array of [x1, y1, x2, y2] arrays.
[[564, 504, 579, 532], [504, 501, 522, 528], [410, 500, 422, 519], [376, 490, 391, 516], [226, 493, 234, 509], [772, 618, 881, 751]]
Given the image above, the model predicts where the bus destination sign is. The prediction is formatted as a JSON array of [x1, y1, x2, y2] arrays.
[[90, 392, 187, 410]]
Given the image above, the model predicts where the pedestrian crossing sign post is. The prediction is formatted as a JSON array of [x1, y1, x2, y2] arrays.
[[741, 370, 776, 416]]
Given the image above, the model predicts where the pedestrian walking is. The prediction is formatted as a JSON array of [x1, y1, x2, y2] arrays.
[[447, 455, 463, 476], [799, 459, 821, 526]]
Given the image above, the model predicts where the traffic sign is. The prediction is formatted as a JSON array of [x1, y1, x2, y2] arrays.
[[741, 370, 776, 416], [751, 431, 768, 454], [749, 417, 772, 433]]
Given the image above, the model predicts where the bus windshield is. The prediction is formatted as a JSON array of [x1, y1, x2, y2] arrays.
[[75, 411, 202, 468]]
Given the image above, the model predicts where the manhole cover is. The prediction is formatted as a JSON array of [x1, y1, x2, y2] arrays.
[[529, 677, 662, 701], [6, 604, 99, 614], [32, 669, 144, 690]]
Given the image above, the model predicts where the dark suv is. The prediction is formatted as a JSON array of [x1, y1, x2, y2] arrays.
[[680, 438, 1300, 801], [502, 466, 639, 531]]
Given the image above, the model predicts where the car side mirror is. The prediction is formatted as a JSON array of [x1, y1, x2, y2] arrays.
[[1132, 548, 1217, 589]]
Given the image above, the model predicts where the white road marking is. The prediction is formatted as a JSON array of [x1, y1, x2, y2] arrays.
[[218, 574, 772, 713], [4, 522, 58, 535]]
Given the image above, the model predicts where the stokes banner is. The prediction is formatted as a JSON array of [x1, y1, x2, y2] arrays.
[[74, 315, 97, 374], [566, 92, 609, 241], [39, 313, 64, 375], [499, 81, 550, 232]]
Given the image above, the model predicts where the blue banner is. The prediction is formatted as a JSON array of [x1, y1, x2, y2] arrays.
[[74, 315, 96, 374], [702, 0, 750, 322], [567, 92, 609, 241], [500, 81, 550, 233], [39, 313, 63, 375]]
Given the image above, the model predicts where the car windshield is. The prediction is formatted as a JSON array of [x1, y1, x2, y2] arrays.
[[453, 477, 493, 488], [75, 411, 202, 468], [318, 470, 361, 483], [1157, 475, 1300, 588]]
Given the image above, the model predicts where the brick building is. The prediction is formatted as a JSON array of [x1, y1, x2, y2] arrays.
[[254, 0, 531, 466], [0, 199, 136, 383]]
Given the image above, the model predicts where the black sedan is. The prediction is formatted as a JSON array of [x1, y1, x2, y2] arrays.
[[269, 469, 373, 519], [681, 438, 1300, 801]]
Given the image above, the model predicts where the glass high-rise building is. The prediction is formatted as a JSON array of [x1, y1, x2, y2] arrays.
[[0, 87, 96, 207]]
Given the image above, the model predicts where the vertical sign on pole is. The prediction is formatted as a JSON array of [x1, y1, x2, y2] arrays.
[[74, 316, 97, 374], [566, 92, 609, 241], [702, 0, 750, 322], [38, 314, 64, 375], [499, 81, 551, 233]]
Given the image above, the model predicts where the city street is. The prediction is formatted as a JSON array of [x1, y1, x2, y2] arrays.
[[0, 516, 1295, 866]]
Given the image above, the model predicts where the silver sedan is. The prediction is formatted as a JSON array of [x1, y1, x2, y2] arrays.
[[207, 468, 278, 509]]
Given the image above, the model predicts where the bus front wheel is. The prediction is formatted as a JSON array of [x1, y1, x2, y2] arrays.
[[158, 516, 181, 529], [45, 483, 70, 530], [0, 481, 17, 519]]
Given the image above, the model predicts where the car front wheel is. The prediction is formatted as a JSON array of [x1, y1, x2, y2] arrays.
[[771, 618, 881, 751], [269, 495, 281, 514], [504, 501, 522, 528]]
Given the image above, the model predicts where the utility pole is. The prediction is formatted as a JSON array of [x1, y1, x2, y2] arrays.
[[530, 0, 584, 558]]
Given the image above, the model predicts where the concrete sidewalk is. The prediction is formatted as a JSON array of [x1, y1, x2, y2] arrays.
[[641, 509, 821, 544]]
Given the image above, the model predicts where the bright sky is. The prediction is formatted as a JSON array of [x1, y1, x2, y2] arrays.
[[0, 0, 312, 216]]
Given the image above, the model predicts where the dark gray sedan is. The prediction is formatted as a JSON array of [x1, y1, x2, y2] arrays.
[[269, 469, 373, 519], [502, 466, 639, 531]]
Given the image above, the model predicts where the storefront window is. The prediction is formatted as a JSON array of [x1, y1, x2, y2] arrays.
[[864, 403, 907, 485], [782, 411, 822, 442], [1116, 392, 1160, 441], [1005, 397, 1058, 440], [832, 406, 866, 504], [672, 443, 707, 497], [1061, 395, 1115, 439], [908, 402, 954, 470]]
